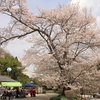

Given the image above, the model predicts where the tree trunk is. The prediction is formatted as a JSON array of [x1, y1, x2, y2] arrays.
[[60, 68, 70, 96]]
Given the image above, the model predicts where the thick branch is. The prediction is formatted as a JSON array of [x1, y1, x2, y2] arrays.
[[0, 30, 35, 45]]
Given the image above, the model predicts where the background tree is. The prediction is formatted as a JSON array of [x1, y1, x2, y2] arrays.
[[0, 47, 30, 83], [0, 0, 100, 95]]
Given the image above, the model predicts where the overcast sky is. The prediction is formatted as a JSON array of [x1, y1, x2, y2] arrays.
[[0, 0, 100, 76]]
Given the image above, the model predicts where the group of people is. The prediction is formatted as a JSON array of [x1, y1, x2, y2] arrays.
[[0, 86, 37, 100], [13, 87, 37, 98], [16, 87, 26, 98], [1, 87, 16, 100], [28, 87, 36, 97]]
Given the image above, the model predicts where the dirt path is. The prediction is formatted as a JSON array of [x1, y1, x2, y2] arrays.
[[14, 93, 58, 100]]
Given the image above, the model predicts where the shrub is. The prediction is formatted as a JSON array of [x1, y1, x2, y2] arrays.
[[42, 90, 46, 94]]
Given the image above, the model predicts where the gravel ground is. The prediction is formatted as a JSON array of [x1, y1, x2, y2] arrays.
[[13, 93, 58, 100]]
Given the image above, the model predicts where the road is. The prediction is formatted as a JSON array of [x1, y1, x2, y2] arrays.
[[4, 93, 100, 100], [13, 93, 58, 100]]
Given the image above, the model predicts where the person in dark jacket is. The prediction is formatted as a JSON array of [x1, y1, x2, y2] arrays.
[[2, 88, 8, 99], [16, 87, 19, 98], [7, 87, 12, 100]]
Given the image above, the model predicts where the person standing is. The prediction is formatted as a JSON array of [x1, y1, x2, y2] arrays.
[[28, 88, 33, 97], [32, 87, 36, 97], [7, 87, 12, 100], [2, 88, 8, 99], [16, 87, 19, 98]]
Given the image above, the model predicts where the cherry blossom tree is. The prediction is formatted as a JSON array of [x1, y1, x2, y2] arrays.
[[0, 0, 100, 95]]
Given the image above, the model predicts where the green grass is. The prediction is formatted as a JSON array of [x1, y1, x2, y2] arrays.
[[46, 89, 61, 94], [71, 98, 77, 100], [46, 90, 55, 93]]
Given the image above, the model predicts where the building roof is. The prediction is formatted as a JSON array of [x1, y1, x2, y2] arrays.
[[0, 76, 16, 82]]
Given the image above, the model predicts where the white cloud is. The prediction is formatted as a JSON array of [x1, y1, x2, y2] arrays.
[[71, 0, 100, 17], [71, 0, 100, 28], [97, 17, 100, 27], [71, 0, 100, 8], [6, 39, 32, 59]]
